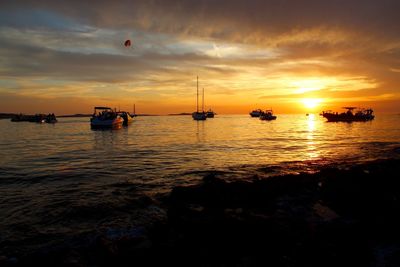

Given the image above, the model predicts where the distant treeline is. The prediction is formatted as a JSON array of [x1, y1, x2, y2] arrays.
[[168, 113, 192, 116], [0, 113, 16, 119], [57, 114, 92, 118]]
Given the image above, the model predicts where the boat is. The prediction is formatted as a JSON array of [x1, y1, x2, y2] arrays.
[[249, 109, 263, 117], [11, 114, 28, 122], [206, 109, 215, 118], [259, 109, 277, 120], [90, 107, 124, 129], [45, 113, 57, 123], [192, 76, 207, 121], [116, 111, 134, 125], [11, 113, 54, 123], [321, 107, 375, 122]]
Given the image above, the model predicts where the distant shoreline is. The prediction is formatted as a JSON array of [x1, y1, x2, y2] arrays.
[[168, 113, 192, 116], [0, 113, 160, 119], [57, 114, 92, 118]]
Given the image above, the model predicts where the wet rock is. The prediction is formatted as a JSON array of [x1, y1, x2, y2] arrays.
[[161, 159, 400, 266], [5, 159, 400, 266]]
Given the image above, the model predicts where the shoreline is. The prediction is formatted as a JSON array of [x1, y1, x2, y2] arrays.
[[2, 158, 400, 266]]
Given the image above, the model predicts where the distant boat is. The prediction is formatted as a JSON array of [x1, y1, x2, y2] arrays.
[[249, 109, 263, 117], [203, 87, 215, 118], [192, 76, 207, 121], [90, 107, 124, 129], [116, 111, 134, 125], [321, 107, 375, 122], [260, 109, 277, 120], [11, 113, 57, 123], [206, 109, 215, 118], [45, 113, 57, 123]]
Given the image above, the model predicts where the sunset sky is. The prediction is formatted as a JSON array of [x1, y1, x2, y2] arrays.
[[1, 0, 399, 114]]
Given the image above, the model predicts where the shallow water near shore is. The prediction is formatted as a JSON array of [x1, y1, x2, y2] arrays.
[[1, 113, 400, 257]]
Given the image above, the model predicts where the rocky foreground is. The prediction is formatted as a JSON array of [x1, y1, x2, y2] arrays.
[[4, 159, 400, 266]]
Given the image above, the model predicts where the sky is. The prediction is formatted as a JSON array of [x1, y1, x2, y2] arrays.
[[1, 0, 399, 115]]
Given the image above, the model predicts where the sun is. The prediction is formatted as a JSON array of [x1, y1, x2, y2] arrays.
[[302, 98, 322, 109]]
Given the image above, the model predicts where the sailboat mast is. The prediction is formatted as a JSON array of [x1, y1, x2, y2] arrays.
[[202, 87, 204, 112], [197, 76, 199, 113]]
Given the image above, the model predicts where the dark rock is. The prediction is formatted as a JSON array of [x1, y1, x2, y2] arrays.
[[6, 159, 400, 266]]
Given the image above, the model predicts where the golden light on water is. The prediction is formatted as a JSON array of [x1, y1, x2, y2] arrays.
[[306, 114, 320, 159]]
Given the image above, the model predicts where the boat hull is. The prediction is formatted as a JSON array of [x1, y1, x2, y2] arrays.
[[90, 117, 124, 129], [206, 113, 214, 118], [192, 112, 207, 120], [260, 115, 277, 121], [323, 114, 374, 122]]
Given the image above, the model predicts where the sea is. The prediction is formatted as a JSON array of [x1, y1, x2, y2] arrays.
[[1, 113, 400, 257]]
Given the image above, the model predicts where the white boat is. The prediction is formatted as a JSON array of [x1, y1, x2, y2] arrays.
[[117, 111, 134, 125], [192, 76, 207, 121], [90, 107, 124, 129]]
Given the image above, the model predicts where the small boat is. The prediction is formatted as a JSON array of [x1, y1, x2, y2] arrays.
[[206, 109, 215, 118], [117, 111, 134, 125], [192, 76, 207, 121], [260, 109, 277, 120], [11, 113, 57, 123], [90, 107, 124, 129], [249, 109, 263, 117], [321, 107, 375, 122], [45, 113, 57, 123]]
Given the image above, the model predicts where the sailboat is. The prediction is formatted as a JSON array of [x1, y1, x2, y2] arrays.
[[192, 76, 207, 120]]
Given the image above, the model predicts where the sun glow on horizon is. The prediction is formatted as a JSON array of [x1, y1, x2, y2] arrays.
[[302, 98, 323, 109]]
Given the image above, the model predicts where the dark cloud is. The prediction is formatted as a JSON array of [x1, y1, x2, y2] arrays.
[[0, 36, 219, 83], [3, 1, 400, 43]]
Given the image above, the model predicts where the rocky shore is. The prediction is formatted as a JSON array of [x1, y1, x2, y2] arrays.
[[2, 158, 400, 266]]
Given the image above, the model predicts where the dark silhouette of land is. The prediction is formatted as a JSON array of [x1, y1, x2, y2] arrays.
[[58, 114, 92, 118], [0, 113, 16, 119], [168, 113, 192, 116]]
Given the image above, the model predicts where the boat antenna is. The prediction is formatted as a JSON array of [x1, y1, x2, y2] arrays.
[[196, 76, 199, 113]]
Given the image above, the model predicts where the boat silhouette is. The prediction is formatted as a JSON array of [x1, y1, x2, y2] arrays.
[[192, 76, 207, 121], [321, 107, 374, 122], [90, 107, 124, 129]]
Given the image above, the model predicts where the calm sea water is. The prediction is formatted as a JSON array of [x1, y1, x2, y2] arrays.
[[1, 114, 400, 255]]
